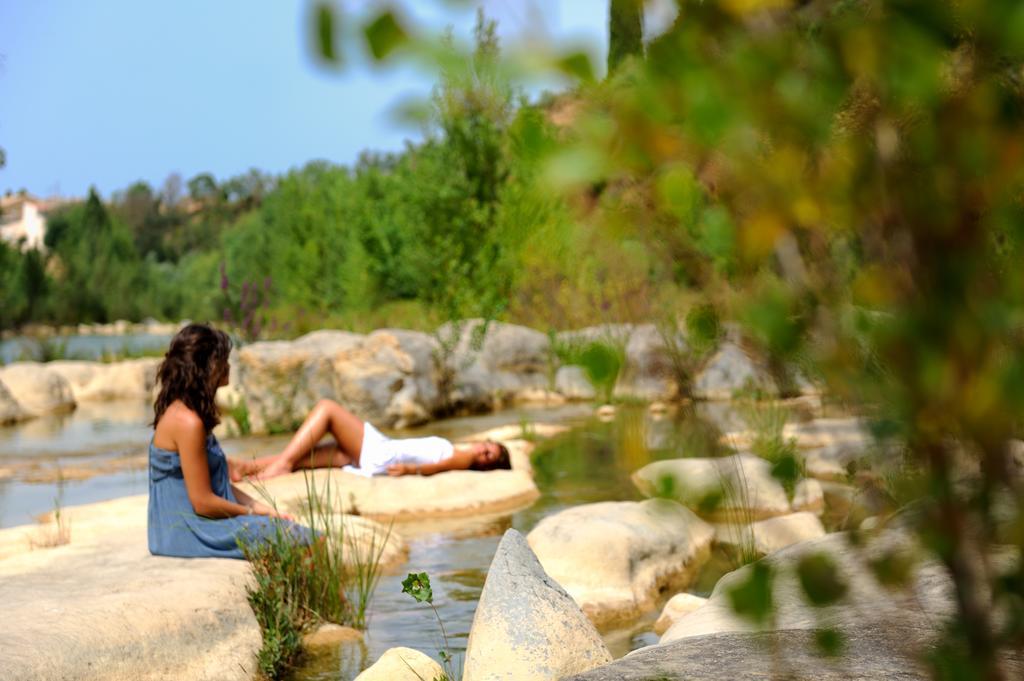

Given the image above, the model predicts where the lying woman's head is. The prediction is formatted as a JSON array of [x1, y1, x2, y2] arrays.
[[469, 440, 512, 471], [153, 323, 232, 431]]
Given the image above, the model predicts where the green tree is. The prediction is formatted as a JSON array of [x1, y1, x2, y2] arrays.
[[607, 0, 643, 74]]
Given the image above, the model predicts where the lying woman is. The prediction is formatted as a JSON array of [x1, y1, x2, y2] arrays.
[[230, 398, 512, 481], [148, 323, 311, 559]]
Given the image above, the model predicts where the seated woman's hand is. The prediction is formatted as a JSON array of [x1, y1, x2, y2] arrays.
[[249, 501, 296, 522], [386, 463, 414, 476]]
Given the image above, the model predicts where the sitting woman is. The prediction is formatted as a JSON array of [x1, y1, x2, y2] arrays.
[[231, 398, 512, 481], [148, 323, 312, 559]]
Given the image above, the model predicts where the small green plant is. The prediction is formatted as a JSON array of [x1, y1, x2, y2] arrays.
[[31, 466, 71, 548], [228, 399, 252, 436], [241, 457, 389, 679], [742, 402, 802, 500], [578, 340, 623, 405], [402, 571, 457, 681]]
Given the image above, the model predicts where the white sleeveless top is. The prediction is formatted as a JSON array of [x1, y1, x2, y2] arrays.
[[346, 422, 454, 477]]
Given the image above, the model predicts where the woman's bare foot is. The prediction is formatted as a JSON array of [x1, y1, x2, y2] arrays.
[[228, 457, 264, 482], [253, 458, 294, 481]]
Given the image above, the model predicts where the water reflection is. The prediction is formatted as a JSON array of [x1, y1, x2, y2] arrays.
[[0, 333, 172, 364]]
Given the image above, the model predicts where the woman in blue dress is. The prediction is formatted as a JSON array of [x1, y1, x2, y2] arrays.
[[147, 323, 312, 559]]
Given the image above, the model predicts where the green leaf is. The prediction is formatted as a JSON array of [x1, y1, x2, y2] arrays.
[[364, 10, 408, 61], [815, 627, 845, 657], [556, 50, 595, 82], [727, 561, 774, 625], [402, 571, 433, 604], [314, 2, 341, 64], [797, 553, 848, 606]]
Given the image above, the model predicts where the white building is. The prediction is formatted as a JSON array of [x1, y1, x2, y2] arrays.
[[0, 194, 53, 250]]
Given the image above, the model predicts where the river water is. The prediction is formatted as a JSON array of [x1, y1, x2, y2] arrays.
[[0, 393, 778, 680]]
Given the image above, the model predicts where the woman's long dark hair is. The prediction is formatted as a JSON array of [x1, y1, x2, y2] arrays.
[[153, 323, 232, 432]]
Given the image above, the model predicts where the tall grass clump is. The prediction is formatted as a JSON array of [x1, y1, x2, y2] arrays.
[[742, 402, 802, 500], [241, 462, 389, 680]]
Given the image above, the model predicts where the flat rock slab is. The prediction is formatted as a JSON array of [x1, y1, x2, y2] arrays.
[[527, 499, 714, 627], [246, 432, 542, 522], [0, 535, 259, 681], [248, 466, 540, 522], [563, 627, 1024, 681], [0, 493, 407, 681]]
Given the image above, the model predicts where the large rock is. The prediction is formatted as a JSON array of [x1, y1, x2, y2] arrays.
[[0, 362, 75, 416], [661, 531, 956, 644], [616, 323, 685, 401], [463, 529, 612, 681], [0, 497, 258, 681], [441, 320, 551, 411], [633, 454, 808, 521], [237, 331, 364, 434], [246, 466, 540, 523], [555, 324, 685, 401], [653, 593, 708, 635], [236, 330, 446, 434], [329, 329, 444, 429], [526, 499, 714, 626], [354, 647, 444, 681], [49, 358, 160, 402], [692, 342, 778, 401], [0, 378, 29, 425], [712, 511, 826, 558], [561, 531, 1024, 681], [554, 365, 596, 400]]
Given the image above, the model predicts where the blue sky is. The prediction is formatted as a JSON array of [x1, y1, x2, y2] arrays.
[[0, 1, 611, 198]]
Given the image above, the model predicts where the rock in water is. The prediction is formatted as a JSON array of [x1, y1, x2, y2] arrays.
[[526, 499, 714, 626], [692, 342, 778, 401], [0, 378, 29, 425], [463, 528, 611, 681], [0, 362, 75, 416], [354, 647, 444, 681]]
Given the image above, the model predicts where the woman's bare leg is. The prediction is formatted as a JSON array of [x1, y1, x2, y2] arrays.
[[253, 399, 365, 479]]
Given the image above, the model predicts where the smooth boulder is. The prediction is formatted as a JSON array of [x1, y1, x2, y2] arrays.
[[633, 454, 800, 521], [526, 499, 714, 626], [0, 378, 29, 424], [442, 320, 551, 411], [354, 647, 443, 681], [463, 529, 612, 681], [653, 593, 708, 635], [0, 362, 75, 416], [692, 342, 777, 401], [712, 511, 826, 558], [49, 358, 160, 402]]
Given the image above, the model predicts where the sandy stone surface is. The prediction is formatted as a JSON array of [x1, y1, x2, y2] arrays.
[[0, 493, 406, 681], [653, 593, 708, 635], [712, 511, 826, 558], [48, 358, 160, 402], [0, 361, 76, 416], [463, 529, 612, 681], [526, 499, 714, 626], [633, 453, 801, 521], [354, 646, 444, 681]]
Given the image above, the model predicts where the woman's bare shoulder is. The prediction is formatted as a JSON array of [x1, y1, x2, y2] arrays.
[[153, 401, 205, 449]]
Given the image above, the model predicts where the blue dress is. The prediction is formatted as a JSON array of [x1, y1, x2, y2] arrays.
[[147, 433, 313, 559]]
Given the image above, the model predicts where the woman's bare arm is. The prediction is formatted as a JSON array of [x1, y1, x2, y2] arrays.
[[166, 408, 281, 518], [386, 449, 475, 476]]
